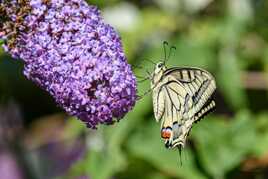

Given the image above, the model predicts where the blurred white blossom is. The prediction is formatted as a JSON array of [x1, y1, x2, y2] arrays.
[[228, 0, 253, 22], [86, 130, 105, 152], [183, 0, 213, 13], [103, 2, 141, 31], [154, 0, 181, 13]]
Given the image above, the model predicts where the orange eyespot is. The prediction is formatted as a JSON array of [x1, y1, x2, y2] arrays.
[[161, 130, 171, 139]]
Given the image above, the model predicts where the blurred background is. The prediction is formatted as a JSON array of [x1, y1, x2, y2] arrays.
[[1, 0, 268, 178]]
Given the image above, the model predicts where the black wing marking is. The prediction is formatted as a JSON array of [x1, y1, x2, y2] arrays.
[[164, 81, 185, 111], [161, 81, 189, 148], [157, 68, 216, 148], [163, 67, 216, 119]]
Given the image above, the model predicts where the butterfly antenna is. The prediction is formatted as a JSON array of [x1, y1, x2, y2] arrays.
[[166, 46, 177, 64], [137, 89, 152, 100], [163, 41, 169, 64]]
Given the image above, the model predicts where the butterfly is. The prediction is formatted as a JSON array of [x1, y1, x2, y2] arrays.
[[139, 42, 216, 150]]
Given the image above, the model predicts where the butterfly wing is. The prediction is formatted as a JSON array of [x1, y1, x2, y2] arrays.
[[154, 67, 216, 148], [152, 88, 165, 122], [164, 67, 216, 121], [160, 80, 187, 148]]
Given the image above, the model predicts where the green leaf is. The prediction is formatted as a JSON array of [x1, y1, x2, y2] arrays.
[[191, 111, 257, 178], [69, 95, 152, 179], [252, 113, 268, 156], [217, 18, 248, 110], [127, 119, 207, 179], [217, 49, 248, 110]]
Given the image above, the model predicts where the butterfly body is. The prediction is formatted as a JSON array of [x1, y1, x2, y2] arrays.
[[151, 62, 216, 149]]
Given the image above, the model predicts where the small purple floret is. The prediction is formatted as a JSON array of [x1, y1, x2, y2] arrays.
[[0, 0, 137, 128]]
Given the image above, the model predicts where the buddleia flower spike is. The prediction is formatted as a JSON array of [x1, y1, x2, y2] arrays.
[[0, 0, 137, 129]]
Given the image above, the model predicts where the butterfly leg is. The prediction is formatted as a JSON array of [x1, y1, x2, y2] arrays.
[[137, 89, 153, 100], [137, 77, 151, 83]]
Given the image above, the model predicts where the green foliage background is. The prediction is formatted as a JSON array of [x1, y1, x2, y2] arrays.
[[1, 0, 268, 179]]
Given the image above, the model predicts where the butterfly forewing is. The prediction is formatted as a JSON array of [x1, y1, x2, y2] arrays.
[[164, 67, 216, 119]]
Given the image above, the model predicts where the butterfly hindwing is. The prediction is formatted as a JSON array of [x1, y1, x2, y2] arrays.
[[157, 77, 188, 148], [160, 85, 181, 148]]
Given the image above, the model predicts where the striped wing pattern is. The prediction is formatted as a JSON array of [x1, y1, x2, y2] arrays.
[[154, 67, 216, 148], [152, 88, 165, 122], [166, 68, 216, 120]]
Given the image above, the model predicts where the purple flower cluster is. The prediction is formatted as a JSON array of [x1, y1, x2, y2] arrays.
[[0, 0, 137, 128]]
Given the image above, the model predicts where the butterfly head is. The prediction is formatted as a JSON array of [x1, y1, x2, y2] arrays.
[[151, 62, 167, 84], [154, 62, 166, 73], [151, 41, 176, 85]]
